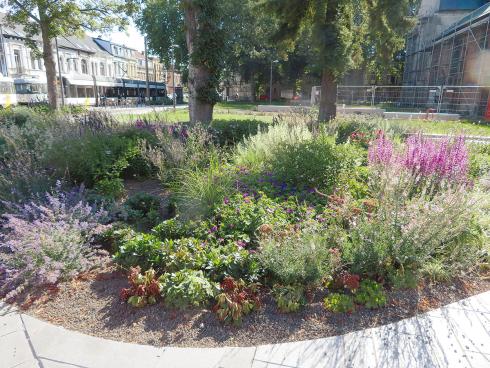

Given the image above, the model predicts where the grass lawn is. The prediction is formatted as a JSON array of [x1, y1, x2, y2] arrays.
[[385, 119, 490, 137], [114, 104, 490, 137], [116, 107, 276, 124]]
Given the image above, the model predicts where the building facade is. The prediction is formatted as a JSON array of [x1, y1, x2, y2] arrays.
[[0, 15, 177, 105], [402, 0, 490, 116]]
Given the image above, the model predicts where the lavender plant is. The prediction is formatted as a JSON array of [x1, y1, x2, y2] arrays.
[[0, 183, 110, 300]]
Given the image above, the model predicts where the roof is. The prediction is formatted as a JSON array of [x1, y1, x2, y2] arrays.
[[436, 2, 490, 40]]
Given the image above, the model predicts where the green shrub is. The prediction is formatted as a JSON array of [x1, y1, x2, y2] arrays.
[[0, 106, 54, 127], [327, 116, 408, 145], [272, 284, 305, 313], [159, 269, 218, 309], [354, 280, 387, 309], [113, 232, 164, 272], [203, 242, 262, 283], [266, 135, 360, 192], [343, 185, 483, 279], [123, 192, 162, 229], [210, 119, 268, 146], [94, 177, 125, 199], [141, 124, 214, 185], [469, 143, 490, 179], [214, 192, 295, 244], [46, 132, 140, 187], [234, 122, 312, 171], [388, 269, 419, 289], [259, 235, 333, 286], [324, 293, 355, 313], [0, 118, 60, 206], [152, 217, 198, 240]]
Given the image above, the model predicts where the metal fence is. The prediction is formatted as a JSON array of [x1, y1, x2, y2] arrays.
[[312, 85, 490, 117]]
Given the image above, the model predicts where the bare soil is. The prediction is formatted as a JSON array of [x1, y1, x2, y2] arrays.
[[18, 264, 490, 348]]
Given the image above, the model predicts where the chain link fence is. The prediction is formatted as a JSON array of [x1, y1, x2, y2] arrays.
[[312, 85, 490, 117]]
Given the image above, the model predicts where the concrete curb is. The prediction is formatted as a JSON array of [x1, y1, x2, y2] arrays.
[[1, 291, 489, 367]]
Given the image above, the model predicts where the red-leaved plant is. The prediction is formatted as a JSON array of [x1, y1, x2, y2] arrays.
[[120, 267, 161, 307], [213, 277, 260, 325]]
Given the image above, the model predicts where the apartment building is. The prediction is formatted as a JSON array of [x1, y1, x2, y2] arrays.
[[0, 14, 173, 105]]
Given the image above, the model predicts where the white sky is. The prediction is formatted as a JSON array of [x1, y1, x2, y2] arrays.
[[90, 20, 146, 52]]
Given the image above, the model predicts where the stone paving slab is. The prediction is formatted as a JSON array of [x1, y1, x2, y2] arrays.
[[1, 291, 490, 368]]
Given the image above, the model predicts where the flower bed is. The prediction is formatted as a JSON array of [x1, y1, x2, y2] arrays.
[[1, 109, 489, 346]]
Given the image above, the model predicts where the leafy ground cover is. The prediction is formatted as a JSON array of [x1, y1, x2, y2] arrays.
[[0, 106, 489, 346]]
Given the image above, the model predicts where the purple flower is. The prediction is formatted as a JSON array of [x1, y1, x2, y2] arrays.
[[223, 197, 230, 205], [237, 240, 247, 248], [208, 225, 218, 234]]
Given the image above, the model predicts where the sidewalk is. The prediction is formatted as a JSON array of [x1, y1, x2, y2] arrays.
[[1, 291, 489, 368], [90, 104, 188, 115]]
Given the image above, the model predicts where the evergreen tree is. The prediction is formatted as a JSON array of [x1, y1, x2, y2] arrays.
[[261, 0, 418, 121]]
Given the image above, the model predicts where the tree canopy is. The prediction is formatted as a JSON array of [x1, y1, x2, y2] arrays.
[[261, 0, 418, 121]]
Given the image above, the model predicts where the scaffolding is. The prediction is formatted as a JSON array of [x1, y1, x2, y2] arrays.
[[404, 4, 490, 87], [397, 3, 490, 117]]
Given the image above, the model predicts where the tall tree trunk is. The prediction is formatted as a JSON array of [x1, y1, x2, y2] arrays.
[[39, 17, 59, 109], [183, 1, 214, 123], [318, 68, 337, 122], [249, 72, 256, 102]]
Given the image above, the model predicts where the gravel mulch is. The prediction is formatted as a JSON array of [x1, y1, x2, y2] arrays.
[[15, 265, 490, 348]]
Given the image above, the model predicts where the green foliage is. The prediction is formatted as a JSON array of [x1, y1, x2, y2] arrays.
[[262, 0, 416, 80], [210, 119, 268, 146], [324, 293, 355, 313], [46, 130, 149, 187], [214, 192, 296, 244], [202, 242, 262, 283], [267, 135, 361, 192], [123, 192, 162, 230], [342, 185, 483, 279], [272, 284, 305, 313], [259, 235, 333, 286], [354, 280, 387, 309], [389, 269, 419, 290], [94, 177, 125, 199], [469, 143, 490, 179], [171, 159, 236, 219], [113, 232, 164, 272], [152, 217, 198, 240], [421, 261, 451, 283], [159, 269, 218, 309], [235, 122, 312, 171], [141, 124, 214, 185]]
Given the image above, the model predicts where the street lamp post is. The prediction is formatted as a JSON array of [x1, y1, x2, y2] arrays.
[[55, 37, 65, 106], [171, 44, 179, 111], [269, 59, 278, 104], [144, 36, 150, 102]]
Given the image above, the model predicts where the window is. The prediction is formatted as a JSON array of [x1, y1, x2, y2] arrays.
[[73, 60, 78, 72], [13, 50, 22, 73], [81, 59, 88, 74], [108, 64, 112, 77], [100, 63, 105, 76], [31, 54, 37, 70]]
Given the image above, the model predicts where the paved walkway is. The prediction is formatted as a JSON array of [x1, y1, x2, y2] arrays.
[[1, 291, 489, 368], [90, 104, 188, 115]]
